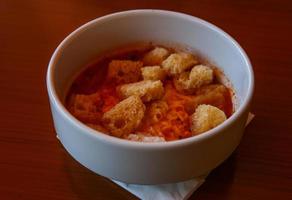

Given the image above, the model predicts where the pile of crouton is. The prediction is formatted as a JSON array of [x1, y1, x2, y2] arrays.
[[69, 46, 229, 142], [103, 47, 228, 141]]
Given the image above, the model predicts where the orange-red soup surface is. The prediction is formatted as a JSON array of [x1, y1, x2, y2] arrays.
[[66, 44, 233, 141]]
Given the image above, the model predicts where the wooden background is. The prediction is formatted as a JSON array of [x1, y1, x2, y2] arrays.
[[1, 0, 292, 199]]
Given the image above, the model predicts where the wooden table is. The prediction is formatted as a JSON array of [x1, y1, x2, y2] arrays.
[[1, 0, 292, 199]]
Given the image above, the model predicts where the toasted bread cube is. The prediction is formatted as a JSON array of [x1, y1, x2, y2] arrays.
[[184, 84, 228, 114], [174, 65, 213, 94], [107, 60, 143, 84], [162, 52, 198, 75], [102, 96, 145, 137], [196, 84, 227, 96], [118, 80, 164, 102], [189, 65, 213, 88], [147, 100, 169, 123], [173, 71, 194, 94], [127, 133, 166, 142], [142, 47, 170, 65], [190, 104, 226, 135], [68, 93, 102, 123], [86, 123, 108, 133], [141, 66, 166, 81]]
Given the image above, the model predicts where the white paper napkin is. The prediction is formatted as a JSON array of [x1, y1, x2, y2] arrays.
[[111, 113, 255, 200], [113, 175, 207, 200]]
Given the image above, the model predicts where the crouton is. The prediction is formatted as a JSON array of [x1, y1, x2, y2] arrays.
[[147, 100, 169, 123], [174, 65, 213, 94], [86, 123, 108, 133], [118, 80, 164, 102], [190, 104, 227, 135], [68, 93, 102, 123], [107, 60, 143, 84], [162, 52, 198, 75], [173, 71, 194, 94], [184, 84, 228, 114], [142, 47, 170, 65], [127, 133, 166, 142], [102, 96, 145, 137], [189, 65, 213, 87], [141, 66, 166, 81], [196, 84, 227, 96]]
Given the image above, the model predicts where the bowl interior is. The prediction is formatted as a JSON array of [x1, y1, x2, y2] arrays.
[[50, 10, 252, 120]]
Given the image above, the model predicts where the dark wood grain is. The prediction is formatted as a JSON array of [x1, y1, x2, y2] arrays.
[[1, 0, 292, 199]]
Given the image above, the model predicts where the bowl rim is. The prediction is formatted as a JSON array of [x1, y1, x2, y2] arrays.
[[46, 9, 254, 150]]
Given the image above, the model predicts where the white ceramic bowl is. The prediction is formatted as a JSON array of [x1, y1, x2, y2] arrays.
[[47, 10, 254, 184]]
